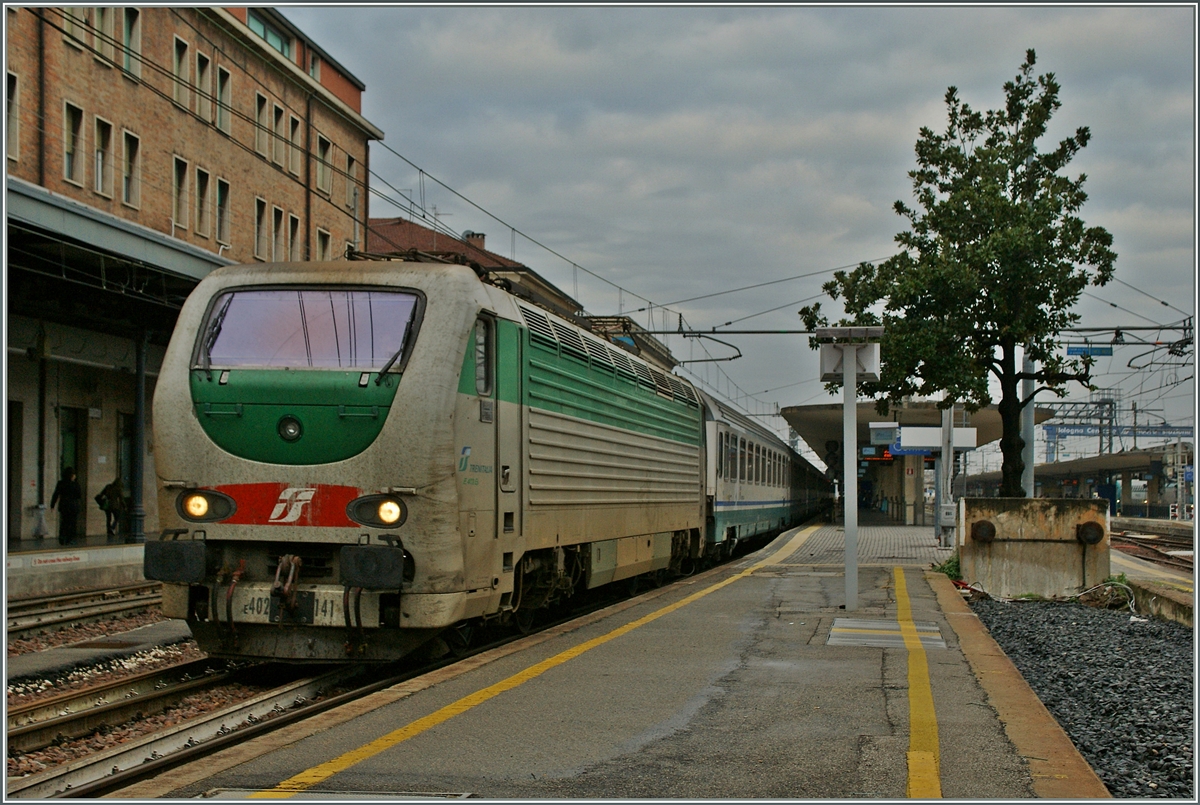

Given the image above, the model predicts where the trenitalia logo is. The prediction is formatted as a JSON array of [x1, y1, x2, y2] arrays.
[[459, 447, 471, 472], [213, 483, 359, 527], [268, 487, 317, 523]]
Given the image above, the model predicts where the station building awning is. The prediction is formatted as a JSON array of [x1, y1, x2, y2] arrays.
[[781, 399, 1056, 465]]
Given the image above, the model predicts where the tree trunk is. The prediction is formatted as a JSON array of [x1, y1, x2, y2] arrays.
[[997, 338, 1027, 496]]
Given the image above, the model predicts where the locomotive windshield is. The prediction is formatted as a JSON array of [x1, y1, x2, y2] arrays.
[[197, 288, 419, 370]]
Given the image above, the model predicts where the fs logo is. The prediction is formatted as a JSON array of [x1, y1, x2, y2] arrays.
[[268, 487, 317, 523], [459, 447, 471, 472]]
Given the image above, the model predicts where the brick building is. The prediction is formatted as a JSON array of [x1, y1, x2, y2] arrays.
[[5, 7, 384, 543]]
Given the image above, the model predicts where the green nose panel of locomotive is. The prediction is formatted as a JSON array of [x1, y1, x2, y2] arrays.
[[190, 369, 400, 464]]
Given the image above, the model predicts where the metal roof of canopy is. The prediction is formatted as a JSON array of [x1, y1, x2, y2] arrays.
[[780, 400, 1056, 465]]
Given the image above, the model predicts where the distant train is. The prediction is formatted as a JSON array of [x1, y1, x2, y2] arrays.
[[145, 258, 831, 662]]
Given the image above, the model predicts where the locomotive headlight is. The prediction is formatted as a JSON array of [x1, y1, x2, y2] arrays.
[[378, 500, 403, 524], [184, 494, 209, 518], [176, 490, 236, 522], [347, 495, 407, 528], [278, 415, 303, 442]]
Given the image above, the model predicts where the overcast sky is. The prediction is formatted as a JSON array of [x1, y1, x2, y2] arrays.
[[283, 4, 1195, 464]]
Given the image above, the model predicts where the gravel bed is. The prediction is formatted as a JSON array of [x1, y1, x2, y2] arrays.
[[7, 610, 169, 656], [972, 598, 1193, 798]]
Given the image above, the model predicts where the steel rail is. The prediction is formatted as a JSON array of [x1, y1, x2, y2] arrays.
[[7, 582, 162, 615], [7, 595, 164, 636]]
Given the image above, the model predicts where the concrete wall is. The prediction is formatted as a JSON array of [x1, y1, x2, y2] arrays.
[[958, 498, 1110, 599]]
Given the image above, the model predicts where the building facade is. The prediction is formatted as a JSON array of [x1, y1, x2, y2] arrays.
[[6, 7, 384, 542]]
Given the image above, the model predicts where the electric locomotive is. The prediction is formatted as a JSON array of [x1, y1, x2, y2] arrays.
[[145, 257, 827, 663]]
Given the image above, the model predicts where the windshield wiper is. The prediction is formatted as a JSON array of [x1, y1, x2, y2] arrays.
[[200, 295, 234, 379]]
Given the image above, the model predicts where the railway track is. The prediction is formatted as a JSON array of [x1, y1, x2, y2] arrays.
[[7, 583, 163, 638], [7, 658, 232, 756], [6, 663, 363, 799], [1111, 531, 1194, 571]]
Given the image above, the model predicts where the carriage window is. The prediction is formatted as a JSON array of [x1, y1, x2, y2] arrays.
[[738, 438, 746, 483], [474, 317, 492, 396], [198, 288, 420, 370]]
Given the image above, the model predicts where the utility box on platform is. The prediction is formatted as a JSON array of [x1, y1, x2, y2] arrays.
[[958, 498, 1110, 599]]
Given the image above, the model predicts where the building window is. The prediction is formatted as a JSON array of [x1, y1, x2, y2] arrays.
[[288, 115, 301, 175], [122, 8, 141, 78], [216, 67, 231, 133], [315, 135, 331, 193], [92, 7, 115, 63], [93, 117, 113, 196], [63, 7, 88, 47], [195, 167, 210, 237], [288, 214, 300, 260], [173, 156, 189, 230], [272, 206, 284, 261], [195, 52, 212, 122], [316, 228, 331, 261], [63, 102, 84, 185], [272, 104, 285, 165], [345, 154, 357, 208], [121, 130, 139, 206], [308, 52, 320, 80], [7, 72, 18, 162], [172, 37, 190, 107], [254, 198, 268, 259], [247, 10, 291, 58], [216, 178, 230, 244], [255, 93, 268, 156]]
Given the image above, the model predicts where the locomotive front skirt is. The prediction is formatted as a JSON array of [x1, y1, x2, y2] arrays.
[[146, 260, 829, 662]]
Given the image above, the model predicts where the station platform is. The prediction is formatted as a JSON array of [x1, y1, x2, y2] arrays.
[[112, 516, 1113, 800], [5, 532, 145, 599]]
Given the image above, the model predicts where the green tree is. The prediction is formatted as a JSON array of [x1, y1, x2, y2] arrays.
[[801, 50, 1116, 497]]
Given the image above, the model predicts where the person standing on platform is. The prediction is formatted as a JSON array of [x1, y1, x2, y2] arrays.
[[50, 467, 83, 546], [96, 477, 126, 537]]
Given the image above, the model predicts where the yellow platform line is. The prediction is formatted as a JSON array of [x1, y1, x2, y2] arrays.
[[895, 566, 941, 798], [249, 526, 819, 799]]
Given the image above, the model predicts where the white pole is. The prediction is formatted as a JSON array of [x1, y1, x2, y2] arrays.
[[1022, 352, 1035, 497], [843, 344, 859, 611], [940, 404, 954, 547]]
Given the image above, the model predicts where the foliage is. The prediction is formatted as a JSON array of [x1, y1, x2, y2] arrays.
[[930, 553, 961, 581], [801, 50, 1116, 496]]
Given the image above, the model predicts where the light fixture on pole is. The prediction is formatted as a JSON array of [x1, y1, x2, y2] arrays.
[[815, 326, 883, 612]]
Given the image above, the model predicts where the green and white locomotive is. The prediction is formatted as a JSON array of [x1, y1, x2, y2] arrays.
[[146, 258, 829, 662]]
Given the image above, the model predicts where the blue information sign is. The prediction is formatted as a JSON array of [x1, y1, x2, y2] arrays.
[[1066, 345, 1114, 356]]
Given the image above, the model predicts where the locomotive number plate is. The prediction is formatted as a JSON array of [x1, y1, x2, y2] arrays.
[[241, 592, 316, 624], [235, 586, 378, 627]]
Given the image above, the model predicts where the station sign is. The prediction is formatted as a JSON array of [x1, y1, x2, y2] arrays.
[[1044, 425, 1193, 439], [899, 426, 977, 451], [1066, 345, 1114, 356]]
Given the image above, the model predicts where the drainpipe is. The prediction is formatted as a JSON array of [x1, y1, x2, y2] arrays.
[[304, 92, 312, 258], [36, 8, 45, 185], [129, 329, 147, 542]]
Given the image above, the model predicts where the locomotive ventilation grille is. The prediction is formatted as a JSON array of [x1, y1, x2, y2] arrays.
[[519, 305, 698, 407]]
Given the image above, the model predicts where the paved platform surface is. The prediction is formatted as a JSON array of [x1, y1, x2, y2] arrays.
[[6, 620, 195, 683], [112, 516, 1110, 800]]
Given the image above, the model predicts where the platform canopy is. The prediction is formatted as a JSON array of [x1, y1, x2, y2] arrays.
[[780, 399, 1055, 465]]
